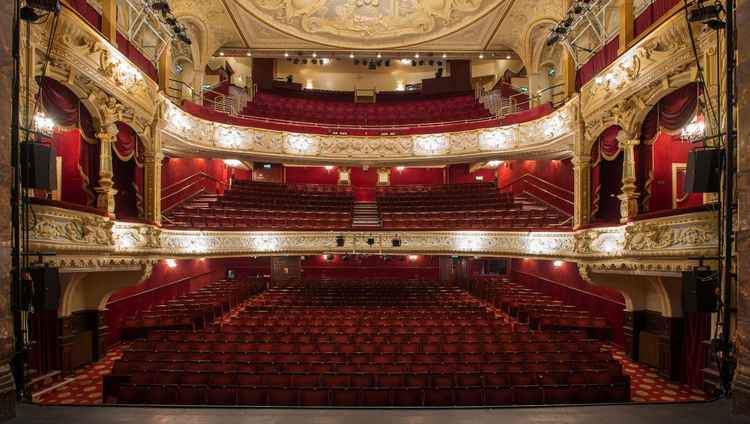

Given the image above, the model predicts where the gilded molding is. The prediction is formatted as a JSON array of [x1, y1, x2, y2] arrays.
[[29, 204, 718, 274], [160, 97, 578, 165]]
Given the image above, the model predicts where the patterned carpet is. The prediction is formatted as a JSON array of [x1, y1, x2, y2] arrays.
[[34, 343, 708, 405]]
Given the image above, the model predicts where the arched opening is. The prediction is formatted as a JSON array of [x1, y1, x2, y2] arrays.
[[112, 122, 145, 220], [636, 82, 706, 214], [591, 126, 624, 223], [36, 76, 100, 209]]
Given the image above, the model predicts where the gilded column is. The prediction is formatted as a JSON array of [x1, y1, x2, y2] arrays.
[[95, 131, 118, 218], [617, 0, 634, 54], [617, 137, 640, 223], [572, 154, 591, 229], [143, 151, 164, 225]]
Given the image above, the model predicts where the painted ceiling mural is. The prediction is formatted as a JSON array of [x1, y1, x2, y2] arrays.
[[230, 0, 510, 49]]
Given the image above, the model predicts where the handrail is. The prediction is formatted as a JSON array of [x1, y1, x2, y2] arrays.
[[161, 187, 208, 214], [162, 171, 227, 194], [107, 270, 221, 305], [512, 271, 626, 307], [499, 172, 573, 196]]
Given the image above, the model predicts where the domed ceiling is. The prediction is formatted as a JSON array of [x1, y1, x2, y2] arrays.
[[230, 0, 510, 49]]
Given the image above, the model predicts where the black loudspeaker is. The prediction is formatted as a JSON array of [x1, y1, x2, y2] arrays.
[[21, 142, 57, 191], [684, 149, 721, 193], [29, 266, 60, 311], [682, 269, 719, 313]]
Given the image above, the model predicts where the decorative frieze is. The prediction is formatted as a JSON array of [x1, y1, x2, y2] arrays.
[[160, 98, 578, 166], [28, 204, 718, 274]]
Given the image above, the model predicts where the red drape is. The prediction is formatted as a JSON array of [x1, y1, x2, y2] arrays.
[[598, 125, 622, 159], [39, 77, 99, 206], [590, 142, 601, 218], [634, 0, 682, 37], [682, 312, 710, 389], [576, 38, 620, 90], [116, 33, 158, 82], [638, 83, 700, 213], [113, 122, 145, 219], [66, 0, 102, 30]]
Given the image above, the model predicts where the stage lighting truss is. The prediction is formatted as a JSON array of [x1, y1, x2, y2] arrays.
[[117, 0, 191, 65], [546, 0, 616, 69]]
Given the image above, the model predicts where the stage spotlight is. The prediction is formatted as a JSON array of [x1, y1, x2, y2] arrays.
[[688, 2, 723, 23], [354, 59, 360, 65], [554, 26, 568, 34], [166, 16, 177, 26], [572, 1, 585, 14], [385, 60, 390, 67], [418, 60, 425, 66], [151, 1, 170, 13], [561, 13, 574, 27], [546, 33, 561, 47], [336, 235, 345, 247], [368, 61, 376, 70], [312, 59, 318, 64], [392, 238, 401, 247], [302, 59, 308, 64], [367, 237, 375, 246], [436, 61, 443, 66], [342, 254, 350, 261], [411, 60, 417, 66], [428, 60, 434, 66], [293, 58, 299, 64]]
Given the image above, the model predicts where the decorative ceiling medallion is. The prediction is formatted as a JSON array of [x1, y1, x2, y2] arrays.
[[232, 0, 508, 49]]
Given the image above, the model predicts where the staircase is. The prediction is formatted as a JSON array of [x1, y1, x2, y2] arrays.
[[352, 202, 381, 228]]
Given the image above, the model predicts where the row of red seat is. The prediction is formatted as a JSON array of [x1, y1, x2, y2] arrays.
[[113, 383, 629, 406], [241, 90, 491, 126], [105, 280, 626, 406], [120, 279, 266, 338], [466, 279, 608, 331]]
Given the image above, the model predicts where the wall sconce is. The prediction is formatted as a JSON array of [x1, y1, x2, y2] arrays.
[[553, 260, 564, 267], [165, 258, 177, 268]]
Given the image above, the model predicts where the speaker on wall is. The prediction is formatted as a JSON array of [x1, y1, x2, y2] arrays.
[[684, 149, 721, 193], [28, 266, 60, 311], [682, 269, 719, 313], [20, 142, 57, 191]]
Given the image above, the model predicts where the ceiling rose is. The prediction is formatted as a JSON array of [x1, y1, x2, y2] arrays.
[[232, 0, 509, 49]]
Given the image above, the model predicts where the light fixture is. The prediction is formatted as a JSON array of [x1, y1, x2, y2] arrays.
[[284, 51, 289, 57], [33, 112, 56, 136], [400, 58, 411, 65], [506, 55, 512, 60], [349, 52, 355, 58], [223, 159, 242, 167], [199, 258, 206, 262], [219, 51, 224, 56], [478, 53, 484, 59], [335, 235, 345, 247], [553, 260, 564, 267], [165, 258, 177, 268], [312, 52, 317, 57], [391, 238, 401, 247], [414, 53, 420, 58], [487, 160, 503, 167], [442, 53, 447, 58], [367, 237, 376, 246], [377, 53, 382, 58], [321, 58, 330, 65], [323, 254, 333, 261], [324, 165, 334, 171], [680, 114, 706, 143], [408, 255, 418, 262], [246, 51, 252, 56], [396, 166, 405, 172]]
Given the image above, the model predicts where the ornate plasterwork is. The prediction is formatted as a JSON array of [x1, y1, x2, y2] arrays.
[[580, 13, 712, 143], [161, 97, 578, 165], [29, 204, 718, 274], [229, 0, 509, 49]]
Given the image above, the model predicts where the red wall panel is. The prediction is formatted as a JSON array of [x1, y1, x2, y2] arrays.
[[390, 167, 445, 185], [253, 163, 283, 183], [285, 166, 339, 185], [301, 255, 439, 281], [448, 164, 498, 184], [647, 132, 703, 212], [498, 159, 573, 191], [510, 258, 626, 346]]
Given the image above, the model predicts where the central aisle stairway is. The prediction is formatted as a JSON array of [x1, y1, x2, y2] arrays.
[[351, 202, 381, 228]]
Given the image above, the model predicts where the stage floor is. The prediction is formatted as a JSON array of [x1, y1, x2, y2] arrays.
[[10, 399, 749, 424]]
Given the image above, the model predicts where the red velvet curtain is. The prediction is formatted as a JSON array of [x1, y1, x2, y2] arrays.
[[66, 0, 102, 30], [39, 77, 99, 206], [682, 312, 710, 389], [113, 122, 145, 219], [635, 0, 682, 37], [591, 126, 623, 222], [638, 83, 699, 212], [576, 38, 620, 90]]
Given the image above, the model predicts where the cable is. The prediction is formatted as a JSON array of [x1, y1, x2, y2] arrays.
[[681, 0, 719, 135]]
